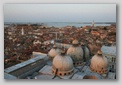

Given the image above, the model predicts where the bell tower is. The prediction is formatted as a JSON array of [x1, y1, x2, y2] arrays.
[[21, 27, 24, 35], [92, 20, 94, 28]]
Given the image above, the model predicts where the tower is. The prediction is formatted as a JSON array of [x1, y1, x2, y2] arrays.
[[92, 20, 94, 28], [21, 27, 24, 35]]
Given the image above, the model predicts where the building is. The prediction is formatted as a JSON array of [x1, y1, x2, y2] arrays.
[[101, 45, 116, 72], [67, 40, 84, 66], [4, 46, 116, 79]]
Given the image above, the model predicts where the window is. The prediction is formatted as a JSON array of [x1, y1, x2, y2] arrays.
[[112, 65, 114, 69], [60, 73, 62, 76], [114, 58, 116, 63]]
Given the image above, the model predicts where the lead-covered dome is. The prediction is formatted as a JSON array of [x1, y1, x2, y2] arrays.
[[81, 42, 90, 61], [90, 50, 108, 74], [48, 45, 60, 60], [67, 40, 84, 66], [52, 50, 74, 76]]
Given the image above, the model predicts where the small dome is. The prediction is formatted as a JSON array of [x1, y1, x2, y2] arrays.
[[67, 46, 84, 66], [72, 39, 79, 44], [48, 48, 60, 60], [52, 54, 74, 76], [90, 50, 108, 74], [97, 50, 102, 55], [53, 44, 57, 48]]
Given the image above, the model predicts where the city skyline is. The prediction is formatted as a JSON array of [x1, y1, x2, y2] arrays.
[[4, 4, 116, 23]]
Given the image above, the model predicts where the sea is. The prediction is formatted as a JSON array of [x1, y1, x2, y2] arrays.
[[4, 22, 115, 28]]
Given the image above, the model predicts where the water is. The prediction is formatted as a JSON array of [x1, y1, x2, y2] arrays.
[[45, 22, 111, 27], [4, 22, 113, 28]]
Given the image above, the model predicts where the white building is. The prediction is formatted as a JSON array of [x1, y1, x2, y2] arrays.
[[101, 45, 116, 72]]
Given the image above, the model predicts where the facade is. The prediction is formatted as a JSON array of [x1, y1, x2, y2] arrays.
[[101, 45, 116, 72]]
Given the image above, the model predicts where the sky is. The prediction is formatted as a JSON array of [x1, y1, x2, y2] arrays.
[[4, 4, 116, 23]]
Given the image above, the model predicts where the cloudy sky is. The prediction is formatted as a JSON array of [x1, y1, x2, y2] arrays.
[[4, 4, 116, 22]]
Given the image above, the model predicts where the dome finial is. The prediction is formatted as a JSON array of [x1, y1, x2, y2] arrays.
[[97, 50, 102, 55], [60, 49, 66, 55], [53, 44, 57, 48]]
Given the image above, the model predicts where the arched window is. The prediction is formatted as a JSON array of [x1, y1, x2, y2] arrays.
[[112, 65, 114, 69], [114, 58, 116, 63], [60, 73, 62, 76], [112, 57, 113, 62]]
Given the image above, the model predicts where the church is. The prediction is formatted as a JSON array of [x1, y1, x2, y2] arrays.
[[4, 39, 116, 79]]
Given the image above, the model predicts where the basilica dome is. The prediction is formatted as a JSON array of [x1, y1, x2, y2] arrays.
[[80, 42, 90, 61], [67, 39, 84, 66], [52, 50, 74, 76], [48, 45, 60, 60], [90, 50, 108, 74]]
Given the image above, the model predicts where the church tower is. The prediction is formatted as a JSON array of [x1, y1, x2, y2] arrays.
[[21, 27, 24, 35], [92, 20, 94, 28]]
